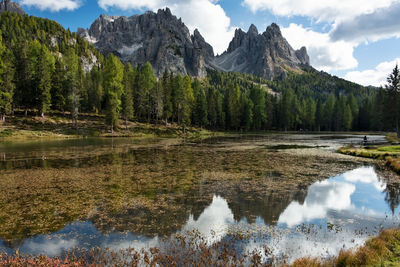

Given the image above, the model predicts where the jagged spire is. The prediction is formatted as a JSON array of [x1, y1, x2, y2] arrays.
[[248, 24, 258, 35]]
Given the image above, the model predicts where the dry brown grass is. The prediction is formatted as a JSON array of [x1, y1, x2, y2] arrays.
[[290, 228, 400, 267]]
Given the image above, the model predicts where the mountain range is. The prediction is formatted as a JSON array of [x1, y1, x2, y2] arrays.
[[77, 8, 310, 80]]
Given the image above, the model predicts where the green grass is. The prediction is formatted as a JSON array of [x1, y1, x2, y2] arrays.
[[0, 113, 223, 141], [378, 145, 400, 152]]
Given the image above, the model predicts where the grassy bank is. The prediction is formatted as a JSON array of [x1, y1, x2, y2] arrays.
[[0, 113, 221, 140], [338, 133, 400, 174], [290, 228, 400, 267]]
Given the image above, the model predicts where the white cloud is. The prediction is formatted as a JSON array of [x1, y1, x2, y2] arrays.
[[282, 23, 358, 71], [330, 2, 400, 43], [98, 0, 162, 10], [278, 180, 356, 227], [24, 238, 78, 256], [342, 166, 386, 191], [242, 0, 397, 22], [345, 58, 400, 87], [97, 0, 236, 54], [20, 0, 81, 11], [184, 195, 234, 243]]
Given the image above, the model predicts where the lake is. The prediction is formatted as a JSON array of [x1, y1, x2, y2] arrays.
[[0, 134, 399, 264]]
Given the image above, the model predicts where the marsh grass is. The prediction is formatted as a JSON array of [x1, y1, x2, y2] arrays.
[[338, 145, 400, 173]]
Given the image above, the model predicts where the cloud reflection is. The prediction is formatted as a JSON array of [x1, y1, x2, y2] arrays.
[[278, 166, 386, 227], [278, 181, 355, 227], [183, 195, 234, 243]]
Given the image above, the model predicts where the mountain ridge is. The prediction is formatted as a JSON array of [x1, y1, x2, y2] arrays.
[[78, 8, 310, 80]]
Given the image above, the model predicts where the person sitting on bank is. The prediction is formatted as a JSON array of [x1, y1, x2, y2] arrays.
[[363, 136, 368, 146]]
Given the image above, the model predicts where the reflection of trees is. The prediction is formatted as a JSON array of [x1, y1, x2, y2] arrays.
[[384, 183, 400, 214], [0, 140, 360, 243]]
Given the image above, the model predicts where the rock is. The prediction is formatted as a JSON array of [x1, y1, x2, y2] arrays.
[[79, 8, 214, 77], [80, 9, 310, 80], [0, 0, 25, 15], [213, 23, 310, 80]]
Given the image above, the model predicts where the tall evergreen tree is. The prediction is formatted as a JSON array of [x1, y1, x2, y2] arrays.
[[385, 65, 400, 137], [103, 54, 124, 132], [51, 57, 67, 112], [121, 63, 134, 128], [64, 48, 80, 126], [250, 85, 266, 130], [162, 69, 173, 125], [193, 78, 208, 128], [36, 45, 54, 117], [0, 32, 14, 122], [135, 62, 156, 121]]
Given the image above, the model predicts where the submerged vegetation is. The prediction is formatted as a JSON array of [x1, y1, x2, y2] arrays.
[[2, 228, 400, 266]]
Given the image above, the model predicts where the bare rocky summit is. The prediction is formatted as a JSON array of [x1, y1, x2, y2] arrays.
[[213, 23, 309, 80], [0, 0, 25, 15], [79, 9, 310, 80], [78, 8, 214, 77]]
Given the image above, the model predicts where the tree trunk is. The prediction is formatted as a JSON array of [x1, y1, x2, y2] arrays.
[[397, 119, 400, 138]]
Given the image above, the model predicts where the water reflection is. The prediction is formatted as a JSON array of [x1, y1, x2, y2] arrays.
[[279, 167, 394, 227], [1, 166, 399, 263]]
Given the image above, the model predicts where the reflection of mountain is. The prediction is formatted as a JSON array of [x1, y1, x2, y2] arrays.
[[222, 185, 307, 225], [0, 137, 367, 244]]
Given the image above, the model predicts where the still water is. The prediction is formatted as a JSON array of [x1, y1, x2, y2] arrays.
[[0, 134, 398, 263]]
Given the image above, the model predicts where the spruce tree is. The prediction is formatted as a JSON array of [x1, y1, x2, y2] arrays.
[[121, 63, 134, 128], [0, 33, 14, 122], [103, 54, 124, 132]]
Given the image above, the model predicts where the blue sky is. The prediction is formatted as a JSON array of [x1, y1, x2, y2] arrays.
[[17, 0, 400, 86]]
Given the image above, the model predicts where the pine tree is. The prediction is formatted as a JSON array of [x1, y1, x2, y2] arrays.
[[193, 78, 208, 128], [347, 94, 358, 130], [121, 63, 134, 128], [181, 76, 194, 131], [315, 99, 323, 131], [343, 104, 353, 131], [136, 62, 156, 121], [36, 45, 54, 117], [64, 48, 80, 126], [103, 54, 124, 132], [0, 33, 14, 122], [323, 93, 335, 131], [87, 66, 103, 113], [250, 85, 266, 130], [241, 94, 253, 131], [162, 69, 172, 125], [51, 57, 67, 112], [385, 65, 400, 137], [225, 83, 241, 130]]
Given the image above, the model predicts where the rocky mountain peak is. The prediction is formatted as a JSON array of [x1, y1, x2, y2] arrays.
[[247, 24, 258, 35], [79, 9, 310, 80], [79, 8, 215, 77], [214, 23, 310, 80], [264, 23, 283, 39], [0, 0, 25, 15]]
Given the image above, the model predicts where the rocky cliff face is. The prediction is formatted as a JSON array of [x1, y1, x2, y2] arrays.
[[213, 23, 309, 80], [0, 0, 25, 15], [78, 8, 214, 77], [79, 9, 310, 80]]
